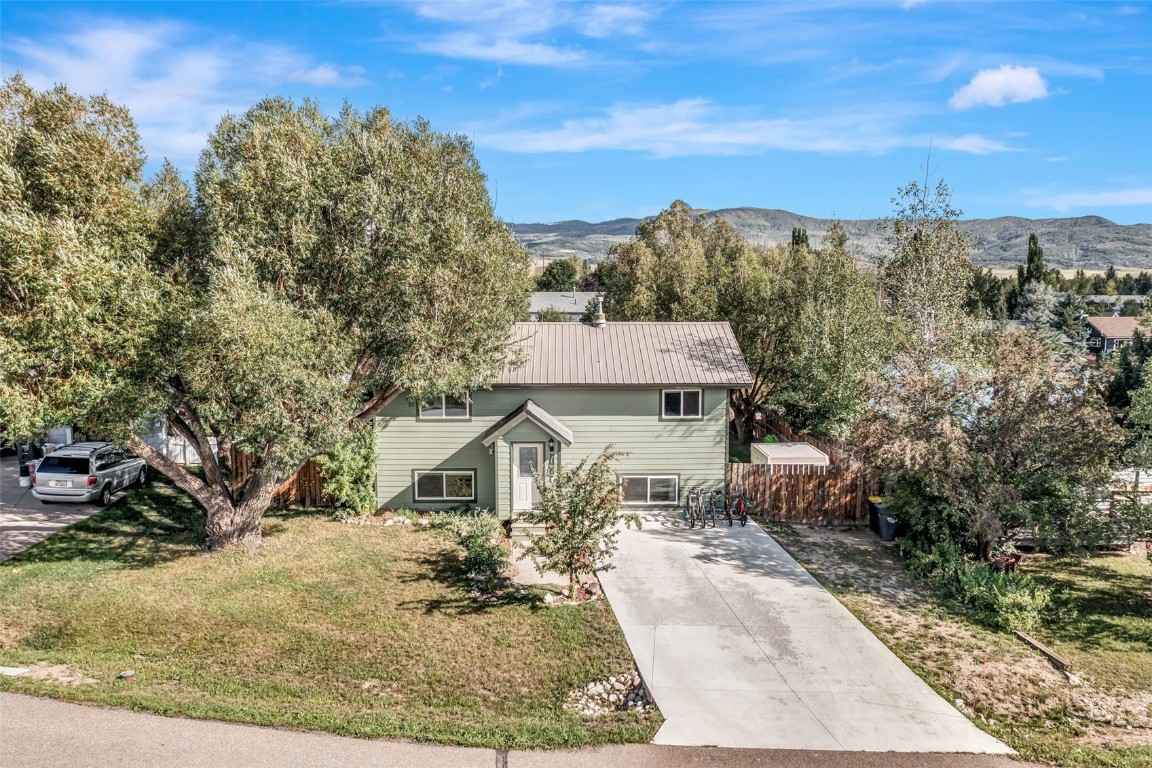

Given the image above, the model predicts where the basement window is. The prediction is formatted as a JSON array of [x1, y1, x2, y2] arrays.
[[620, 475, 679, 505], [414, 470, 476, 501]]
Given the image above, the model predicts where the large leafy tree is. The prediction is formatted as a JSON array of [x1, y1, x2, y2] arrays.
[[535, 257, 581, 292], [2, 81, 532, 550], [0, 75, 160, 442], [878, 179, 974, 356], [599, 202, 886, 440], [855, 329, 1119, 560]]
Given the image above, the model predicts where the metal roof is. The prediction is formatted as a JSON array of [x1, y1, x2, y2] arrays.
[[1086, 316, 1145, 339], [497, 322, 753, 387], [528, 292, 599, 314], [481, 399, 574, 446]]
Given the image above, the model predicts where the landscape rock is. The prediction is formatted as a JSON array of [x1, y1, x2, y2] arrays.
[[562, 670, 657, 717]]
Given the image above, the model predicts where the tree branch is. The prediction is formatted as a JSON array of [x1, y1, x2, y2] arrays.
[[349, 385, 402, 428]]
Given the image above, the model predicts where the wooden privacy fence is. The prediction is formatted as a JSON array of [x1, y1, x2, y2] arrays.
[[727, 417, 879, 526], [229, 448, 331, 508]]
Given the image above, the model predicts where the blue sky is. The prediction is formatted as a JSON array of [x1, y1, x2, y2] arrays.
[[2, 1, 1150, 224]]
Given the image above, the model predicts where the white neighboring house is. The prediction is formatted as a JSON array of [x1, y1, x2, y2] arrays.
[[138, 418, 216, 465], [528, 291, 599, 322]]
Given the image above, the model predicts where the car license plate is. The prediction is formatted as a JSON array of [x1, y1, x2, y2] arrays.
[[49, 479, 72, 488]]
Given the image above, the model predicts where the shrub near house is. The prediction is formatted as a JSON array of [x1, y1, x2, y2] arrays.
[[374, 319, 753, 518]]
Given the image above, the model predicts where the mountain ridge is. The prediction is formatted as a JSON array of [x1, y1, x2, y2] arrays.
[[510, 208, 1152, 269]]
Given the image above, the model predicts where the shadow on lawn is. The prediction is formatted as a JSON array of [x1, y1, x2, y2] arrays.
[[3, 479, 318, 570], [1031, 555, 1152, 650], [394, 549, 545, 617]]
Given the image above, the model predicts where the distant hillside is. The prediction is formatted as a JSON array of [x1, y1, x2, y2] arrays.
[[511, 208, 1152, 270]]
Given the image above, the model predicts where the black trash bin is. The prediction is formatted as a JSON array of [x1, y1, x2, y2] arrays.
[[878, 514, 899, 543], [868, 497, 887, 535]]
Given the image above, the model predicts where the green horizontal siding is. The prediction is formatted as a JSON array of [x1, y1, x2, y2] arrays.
[[376, 387, 729, 517]]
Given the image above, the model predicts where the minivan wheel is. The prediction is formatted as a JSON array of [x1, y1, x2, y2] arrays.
[[98, 485, 112, 507]]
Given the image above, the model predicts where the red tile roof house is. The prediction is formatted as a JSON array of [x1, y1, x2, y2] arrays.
[[1086, 315, 1147, 357]]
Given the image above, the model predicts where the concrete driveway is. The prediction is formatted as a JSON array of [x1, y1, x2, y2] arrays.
[[599, 511, 1011, 753], [0, 457, 103, 562]]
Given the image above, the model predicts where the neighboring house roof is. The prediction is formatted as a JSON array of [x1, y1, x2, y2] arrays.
[[751, 441, 830, 468], [480, 399, 574, 447], [528, 291, 599, 314], [498, 322, 754, 387], [1081, 295, 1147, 305], [1086, 316, 1145, 339]]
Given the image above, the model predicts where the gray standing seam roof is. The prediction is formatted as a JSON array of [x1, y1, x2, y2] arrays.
[[496, 322, 753, 387]]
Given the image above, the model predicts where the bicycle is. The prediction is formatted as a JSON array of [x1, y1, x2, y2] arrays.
[[725, 493, 749, 527], [684, 487, 704, 528], [706, 489, 724, 528]]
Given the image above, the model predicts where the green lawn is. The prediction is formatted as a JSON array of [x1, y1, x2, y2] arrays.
[[0, 479, 659, 749], [769, 525, 1152, 768]]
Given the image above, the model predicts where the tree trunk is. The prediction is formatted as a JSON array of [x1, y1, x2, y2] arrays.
[[733, 416, 749, 445], [127, 434, 277, 553]]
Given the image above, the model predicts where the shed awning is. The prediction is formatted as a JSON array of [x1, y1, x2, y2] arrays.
[[750, 441, 830, 467], [481, 399, 574, 447]]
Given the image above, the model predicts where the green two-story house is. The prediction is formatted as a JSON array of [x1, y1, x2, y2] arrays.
[[374, 318, 752, 518]]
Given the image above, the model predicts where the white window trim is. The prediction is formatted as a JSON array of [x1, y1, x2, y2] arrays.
[[418, 394, 471, 420], [619, 475, 680, 505], [413, 470, 476, 501], [661, 388, 703, 420]]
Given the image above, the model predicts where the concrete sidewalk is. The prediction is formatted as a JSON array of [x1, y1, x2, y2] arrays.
[[598, 511, 1011, 753], [0, 693, 1036, 768]]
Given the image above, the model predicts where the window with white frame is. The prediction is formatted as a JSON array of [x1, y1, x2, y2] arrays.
[[419, 394, 470, 419], [414, 470, 476, 501], [661, 389, 702, 419], [620, 475, 679, 504]]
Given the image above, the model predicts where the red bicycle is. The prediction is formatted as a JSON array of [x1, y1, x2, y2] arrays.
[[725, 493, 749, 527]]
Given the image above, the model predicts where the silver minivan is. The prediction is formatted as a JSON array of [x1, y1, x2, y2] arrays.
[[31, 442, 148, 506]]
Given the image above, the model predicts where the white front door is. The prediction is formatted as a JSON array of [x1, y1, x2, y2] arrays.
[[511, 443, 543, 513]]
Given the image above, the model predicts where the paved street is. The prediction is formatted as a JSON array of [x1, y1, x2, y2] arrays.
[[599, 511, 1011, 753], [0, 456, 105, 562], [0, 693, 1036, 768]]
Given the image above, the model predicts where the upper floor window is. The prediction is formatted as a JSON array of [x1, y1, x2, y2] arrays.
[[662, 389, 702, 419], [419, 394, 470, 419]]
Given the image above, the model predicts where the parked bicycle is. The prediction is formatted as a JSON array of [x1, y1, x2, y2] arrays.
[[725, 492, 750, 527], [683, 487, 704, 528], [706, 489, 726, 528]]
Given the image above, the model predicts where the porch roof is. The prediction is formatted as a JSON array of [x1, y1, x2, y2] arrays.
[[480, 399, 574, 447]]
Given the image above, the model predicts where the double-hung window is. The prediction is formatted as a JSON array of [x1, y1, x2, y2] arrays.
[[414, 470, 476, 501], [620, 475, 679, 505], [661, 389, 702, 419], [419, 394, 470, 419]]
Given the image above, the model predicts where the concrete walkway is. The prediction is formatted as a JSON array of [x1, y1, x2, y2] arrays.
[[598, 511, 1011, 753], [0, 693, 1037, 768], [0, 457, 103, 562]]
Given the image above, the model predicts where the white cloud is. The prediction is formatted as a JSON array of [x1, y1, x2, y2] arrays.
[[583, 4, 650, 37], [936, 134, 1015, 155], [475, 99, 1015, 157], [410, 1, 650, 66], [948, 65, 1049, 110], [480, 68, 505, 89], [416, 32, 585, 66], [4, 18, 368, 164], [1025, 187, 1152, 212]]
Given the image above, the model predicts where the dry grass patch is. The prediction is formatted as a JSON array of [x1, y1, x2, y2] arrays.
[[0, 479, 659, 749], [768, 524, 1152, 768]]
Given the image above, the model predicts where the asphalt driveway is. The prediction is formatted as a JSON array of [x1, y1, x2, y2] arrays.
[[0, 457, 103, 562], [599, 511, 1011, 753]]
